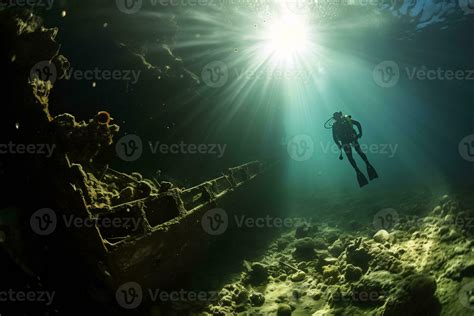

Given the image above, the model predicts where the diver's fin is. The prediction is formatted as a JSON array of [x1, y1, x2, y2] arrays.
[[367, 164, 378, 181], [356, 171, 369, 187]]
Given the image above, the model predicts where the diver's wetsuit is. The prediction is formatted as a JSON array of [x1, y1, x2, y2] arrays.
[[332, 116, 377, 187], [333, 119, 368, 169]]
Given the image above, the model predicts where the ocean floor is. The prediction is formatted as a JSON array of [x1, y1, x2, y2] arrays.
[[160, 189, 474, 316]]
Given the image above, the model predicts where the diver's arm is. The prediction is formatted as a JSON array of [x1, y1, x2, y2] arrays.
[[332, 129, 341, 149], [352, 119, 363, 138]]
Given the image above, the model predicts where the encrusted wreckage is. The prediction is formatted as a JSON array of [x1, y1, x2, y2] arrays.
[[0, 8, 275, 305]]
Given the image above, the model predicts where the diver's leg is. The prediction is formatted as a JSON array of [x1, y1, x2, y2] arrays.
[[343, 144, 358, 170], [353, 140, 378, 180], [343, 143, 368, 187], [353, 140, 369, 164]]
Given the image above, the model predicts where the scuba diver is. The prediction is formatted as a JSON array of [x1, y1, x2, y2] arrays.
[[325, 111, 378, 187]]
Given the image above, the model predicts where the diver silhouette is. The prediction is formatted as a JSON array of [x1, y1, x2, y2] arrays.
[[325, 111, 378, 187]]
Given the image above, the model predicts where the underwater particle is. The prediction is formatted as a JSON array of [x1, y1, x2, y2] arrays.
[[61, 10, 67, 17], [103, 22, 108, 28], [179, 74, 184, 78], [15, 122, 20, 130], [11, 55, 16, 62], [195, 33, 200, 38], [234, 48, 238, 52], [92, 82, 97, 88]]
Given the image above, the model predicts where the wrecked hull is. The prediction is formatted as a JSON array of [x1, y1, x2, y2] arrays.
[[53, 157, 273, 292]]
